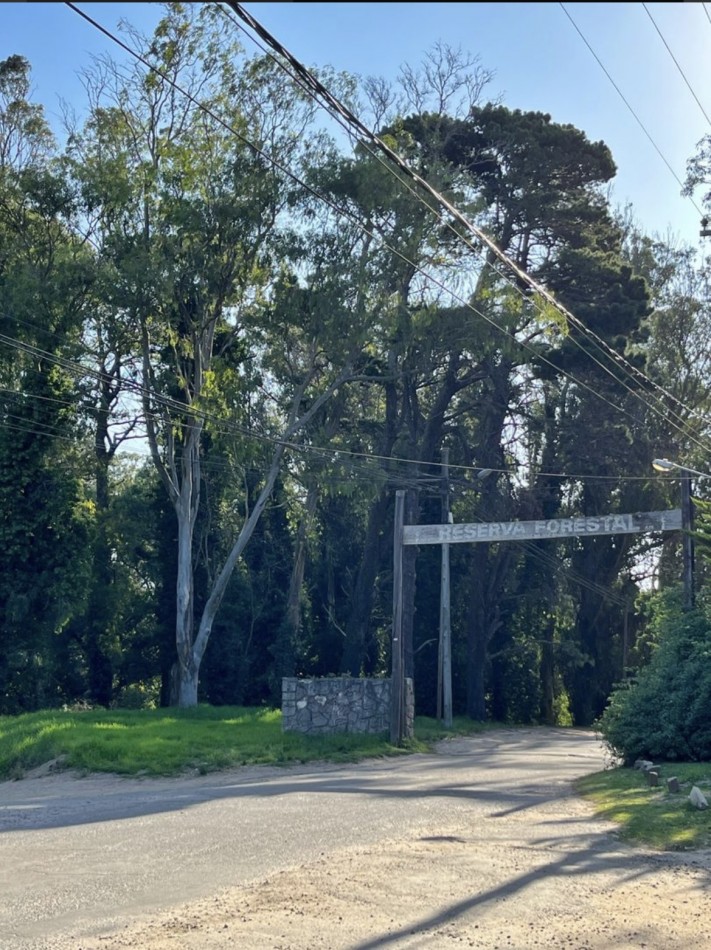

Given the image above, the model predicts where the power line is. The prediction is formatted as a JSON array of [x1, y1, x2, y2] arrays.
[[559, 1, 705, 217], [642, 3, 711, 131], [215, 2, 699, 433], [0, 406, 636, 608], [0, 364, 642, 606], [0, 349, 669, 604], [61, 4, 711, 477], [64, 0, 701, 463], [219, 1, 711, 457], [0, 326, 679, 486]]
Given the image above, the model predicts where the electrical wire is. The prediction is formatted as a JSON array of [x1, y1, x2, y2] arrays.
[[0, 341, 674, 604], [0, 322, 682, 486], [226, 0, 707, 341], [0, 391, 645, 608], [559, 1, 705, 217], [63, 0, 711, 467], [60, 3, 711, 473], [0, 358, 649, 606], [643, 3, 711, 130], [217, 1, 711, 457]]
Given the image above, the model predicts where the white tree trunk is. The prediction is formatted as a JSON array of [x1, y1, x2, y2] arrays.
[[176, 497, 197, 707], [174, 424, 201, 707], [177, 659, 199, 708]]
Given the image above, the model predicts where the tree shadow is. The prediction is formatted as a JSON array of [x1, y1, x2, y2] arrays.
[[348, 832, 711, 950]]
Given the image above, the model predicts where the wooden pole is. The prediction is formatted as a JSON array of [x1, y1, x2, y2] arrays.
[[681, 474, 695, 610], [390, 491, 405, 744], [436, 619, 443, 721], [439, 449, 453, 727]]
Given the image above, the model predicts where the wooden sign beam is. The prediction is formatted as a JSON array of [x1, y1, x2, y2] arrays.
[[403, 509, 682, 547]]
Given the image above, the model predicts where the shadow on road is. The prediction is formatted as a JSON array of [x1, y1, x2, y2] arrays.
[[348, 829, 711, 950], [0, 729, 606, 834]]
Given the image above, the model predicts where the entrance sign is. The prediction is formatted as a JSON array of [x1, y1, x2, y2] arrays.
[[390, 501, 684, 744], [403, 509, 682, 547]]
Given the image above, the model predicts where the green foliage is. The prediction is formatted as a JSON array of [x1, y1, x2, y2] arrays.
[[112, 678, 161, 710], [0, 30, 706, 729], [598, 589, 711, 762], [692, 497, 711, 568], [0, 57, 98, 712], [552, 688, 574, 727]]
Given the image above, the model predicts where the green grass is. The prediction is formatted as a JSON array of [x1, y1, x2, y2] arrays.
[[0, 706, 489, 781], [577, 763, 711, 851]]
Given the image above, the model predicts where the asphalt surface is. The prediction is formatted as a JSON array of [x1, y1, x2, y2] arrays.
[[0, 728, 609, 949]]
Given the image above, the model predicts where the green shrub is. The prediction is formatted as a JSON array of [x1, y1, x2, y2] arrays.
[[598, 590, 711, 763], [112, 679, 160, 710]]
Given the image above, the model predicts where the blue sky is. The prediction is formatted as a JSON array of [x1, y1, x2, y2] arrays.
[[2, 2, 710, 247]]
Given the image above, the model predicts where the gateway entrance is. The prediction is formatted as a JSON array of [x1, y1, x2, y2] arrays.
[[390, 491, 682, 742]]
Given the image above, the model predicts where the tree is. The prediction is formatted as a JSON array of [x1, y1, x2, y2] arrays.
[[599, 589, 711, 762], [395, 105, 653, 722], [70, 6, 371, 706], [0, 56, 95, 711]]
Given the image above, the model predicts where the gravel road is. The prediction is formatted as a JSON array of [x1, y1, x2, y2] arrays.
[[2, 727, 711, 949]]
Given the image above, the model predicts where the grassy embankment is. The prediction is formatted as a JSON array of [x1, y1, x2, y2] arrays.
[[576, 761, 711, 851], [0, 704, 485, 781]]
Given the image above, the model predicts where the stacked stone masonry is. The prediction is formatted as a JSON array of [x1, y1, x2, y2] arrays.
[[282, 676, 414, 736]]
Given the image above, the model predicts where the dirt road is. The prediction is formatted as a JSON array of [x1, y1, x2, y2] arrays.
[[2, 728, 711, 949]]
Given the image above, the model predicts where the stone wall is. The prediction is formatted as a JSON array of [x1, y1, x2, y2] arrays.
[[282, 676, 414, 737]]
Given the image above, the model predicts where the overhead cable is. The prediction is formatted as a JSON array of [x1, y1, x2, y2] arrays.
[[642, 3, 711, 130], [220, 1, 711, 452], [64, 0, 703, 460], [62, 3, 711, 469], [559, 2, 705, 217]]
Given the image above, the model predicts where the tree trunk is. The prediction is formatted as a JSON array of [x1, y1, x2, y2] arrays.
[[341, 489, 390, 675], [568, 533, 629, 725], [277, 484, 319, 679], [461, 360, 513, 721], [539, 621, 555, 725], [177, 658, 199, 708], [281, 399, 343, 663], [175, 488, 197, 707], [285, 486, 318, 635], [466, 617, 488, 721], [86, 389, 114, 706]]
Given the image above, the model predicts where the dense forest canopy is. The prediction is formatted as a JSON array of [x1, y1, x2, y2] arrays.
[[1, 4, 710, 726]]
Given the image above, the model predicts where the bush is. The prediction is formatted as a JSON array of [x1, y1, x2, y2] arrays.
[[598, 590, 711, 762], [112, 679, 160, 710]]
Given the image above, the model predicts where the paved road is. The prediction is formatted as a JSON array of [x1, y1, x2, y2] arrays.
[[1, 728, 609, 948]]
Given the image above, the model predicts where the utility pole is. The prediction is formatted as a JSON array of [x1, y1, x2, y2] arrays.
[[681, 472, 695, 611], [438, 449, 453, 728], [390, 490, 405, 744]]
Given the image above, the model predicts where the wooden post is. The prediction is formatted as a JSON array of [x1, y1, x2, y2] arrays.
[[390, 490, 405, 744], [439, 449, 453, 728], [436, 621, 443, 721], [403, 488, 418, 682], [681, 474, 695, 610]]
